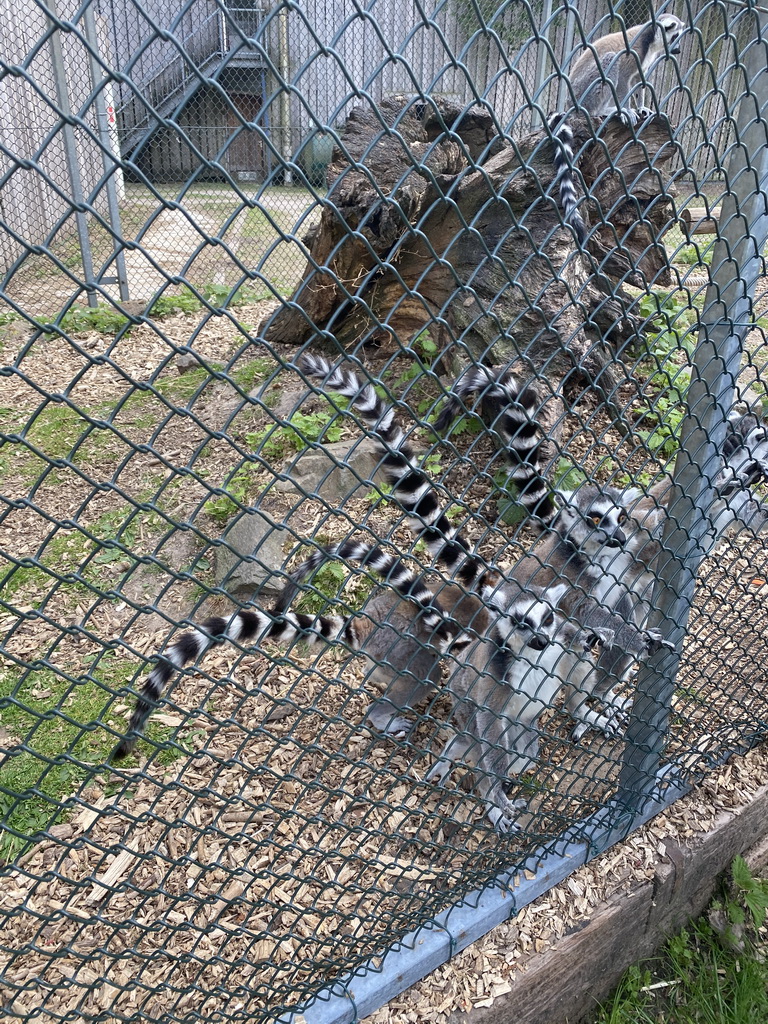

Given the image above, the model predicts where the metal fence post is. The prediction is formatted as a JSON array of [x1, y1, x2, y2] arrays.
[[43, 0, 99, 308], [616, 2, 768, 814], [81, 1, 131, 302]]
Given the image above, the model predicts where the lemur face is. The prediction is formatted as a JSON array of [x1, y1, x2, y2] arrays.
[[554, 487, 629, 552], [491, 582, 569, 651], [496, 594, 558, 651], [657, 14, 685, 55]]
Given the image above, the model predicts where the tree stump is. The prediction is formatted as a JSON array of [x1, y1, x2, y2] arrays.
[[264, 95, 679, 434]]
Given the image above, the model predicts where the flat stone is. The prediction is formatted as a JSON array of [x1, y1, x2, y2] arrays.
[[176, 352, 200, 374], [214, 436, 382, 600], [274, 436, 382, 503], [216, 515, 292, 600]]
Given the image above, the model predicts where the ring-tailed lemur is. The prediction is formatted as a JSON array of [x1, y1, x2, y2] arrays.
[[297, 357, 675, 736], [110, 545, 465, 762], [280, 539, 661, 832], [436, 364, 768, 736], [551, 12, 686, 242]]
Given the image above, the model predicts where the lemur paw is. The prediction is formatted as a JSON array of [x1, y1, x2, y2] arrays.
[[629, 629, 674, 657], [571, 706, 628, 742], [615, 107, 640, 127], [601, 707, 630, 737], [571, 721, 588, 743], [583, 626, 616, 651], [717, 461, 763, 495], [643, 629, 676, 655], [424, 759, 452, 785], [487, 797, 527, 833], [381, 716, 413, 739]]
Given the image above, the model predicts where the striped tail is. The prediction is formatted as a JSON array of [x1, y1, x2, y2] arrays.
[[434, 365, 557, 523], [275, 538, 466, 649], [299, 355, 485, 588], [111, 606, 360, 761], [548, 116, 587, 246]]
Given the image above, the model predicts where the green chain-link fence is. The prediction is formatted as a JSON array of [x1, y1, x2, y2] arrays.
[[2, 0, 768, 1020]]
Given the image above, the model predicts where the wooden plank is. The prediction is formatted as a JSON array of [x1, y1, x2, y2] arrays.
[[680, 207, 720, 235], [446, 782, 768, 1024]]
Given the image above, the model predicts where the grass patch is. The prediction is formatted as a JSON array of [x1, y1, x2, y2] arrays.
[[594, 857, 768, 1024], [37, 282, 277, 340], [24, 403, 115, 461], [0, 648, 200, 862], [0, 661, 125, 862], [58, 304, 130, 336], [0, 401, 120, 487], [0, 353, 273, 494], [0, 503, 171, 611]]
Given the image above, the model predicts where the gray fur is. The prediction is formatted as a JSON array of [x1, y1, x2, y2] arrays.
[[552, 12, 685, 242], [569, 14, 685, 121]]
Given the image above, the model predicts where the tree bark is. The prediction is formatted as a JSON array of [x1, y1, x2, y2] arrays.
[[264, 96, 678, 428]]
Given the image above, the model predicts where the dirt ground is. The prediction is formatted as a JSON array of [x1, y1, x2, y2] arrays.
[[0, 266, 767, 1022]]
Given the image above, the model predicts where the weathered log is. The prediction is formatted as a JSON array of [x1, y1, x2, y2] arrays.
[[264, 96, 678, 425], [681, 206, 720, 236]]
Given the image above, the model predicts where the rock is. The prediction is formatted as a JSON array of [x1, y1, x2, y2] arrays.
[[214, 437, 382, 600], [176, 352, 200, 374], [256, 382, 307, 420], [216, 515, 292, 600], [275, 436, 381, 503]]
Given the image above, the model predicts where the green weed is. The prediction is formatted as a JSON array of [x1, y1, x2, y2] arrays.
[[673, 239, 715, 267], [594, 858, 768, 1024], [413, 329, 438, 363], [635, 373, 691, 459], [148, 291, 201, 318], [554, 457, 588, 493], [440, 414, 483, 438], [293, 558, 374, 616], [204, 463, 260, 524], [57, 304, 130, 336], [636, 291, 698, 362]]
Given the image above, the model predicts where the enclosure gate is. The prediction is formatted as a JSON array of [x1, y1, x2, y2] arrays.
[[1, 1, 768, 1021]]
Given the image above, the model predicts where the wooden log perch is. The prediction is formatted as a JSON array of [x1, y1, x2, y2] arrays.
[[681, 207, 720, 236], [265, 95, 679, 427]]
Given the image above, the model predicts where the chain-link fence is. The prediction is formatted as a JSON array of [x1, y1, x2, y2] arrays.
[[1, 0, 768, 1021]]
